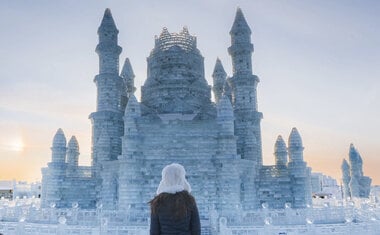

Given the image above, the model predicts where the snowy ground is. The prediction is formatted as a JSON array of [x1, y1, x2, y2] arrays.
[[0, 197, 379, 235]]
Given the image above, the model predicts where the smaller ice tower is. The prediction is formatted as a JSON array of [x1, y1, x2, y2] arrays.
[[41, 128, 67, 208], [274, 135, 287, 166], [120, 57, 136, 99], [51, 128, 67, 163], [212, 58, 227, 103], [341, 159, 351, 199], [349, 144, 361, 197], [347, 144, 372, 198], [287, 128, 312, 208], [227, 8, 263, 169], [66, 136, 79, 175]]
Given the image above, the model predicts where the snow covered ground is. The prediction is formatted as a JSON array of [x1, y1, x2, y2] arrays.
[[0, 197, 379, 235]]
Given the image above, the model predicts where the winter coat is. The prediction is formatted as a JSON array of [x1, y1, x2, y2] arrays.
[[150, 191, 201, 235]]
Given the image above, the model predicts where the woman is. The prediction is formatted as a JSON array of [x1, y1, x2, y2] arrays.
[[149, 163, 201, 235]]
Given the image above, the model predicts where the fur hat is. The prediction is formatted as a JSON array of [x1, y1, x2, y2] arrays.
[[156, 163, 191, 195]]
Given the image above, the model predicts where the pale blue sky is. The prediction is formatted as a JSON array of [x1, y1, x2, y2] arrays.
[[0, 0, 379, 184]]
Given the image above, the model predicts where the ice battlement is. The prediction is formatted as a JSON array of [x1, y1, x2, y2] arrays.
[[153, 27, 197, 53]]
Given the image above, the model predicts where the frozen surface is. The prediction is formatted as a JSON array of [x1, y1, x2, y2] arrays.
[[1, 197, 380, 234]]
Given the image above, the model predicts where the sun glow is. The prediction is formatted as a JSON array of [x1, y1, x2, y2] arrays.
[[9, 137, 24, 152]]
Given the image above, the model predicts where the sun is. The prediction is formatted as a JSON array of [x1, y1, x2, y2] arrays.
[[9, 137, 24, 152]]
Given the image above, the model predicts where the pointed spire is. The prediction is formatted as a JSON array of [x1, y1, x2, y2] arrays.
[[288, 127, 303, 149], [212, 58, 227, 78], [52, 128, 66, 147], [121, 58, 136, 96], [67, 136, 79, 168], [67, 136, 79, 151], [274, 135, 287, 155], [217, 95, 234, 120], [121, 58, 135, 79], [274, 135, 287, 165], [51, 128, 67, 163], [230, 7, 251, 35], [349, 143, 359, 162], [341, 159, 350, 171], [98, 8, 118, 33], [125, 94, 141, 118]]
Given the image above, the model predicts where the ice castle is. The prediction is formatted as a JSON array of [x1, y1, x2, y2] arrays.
[[41, 7, 313, 218], [0, 7, 376, 235]]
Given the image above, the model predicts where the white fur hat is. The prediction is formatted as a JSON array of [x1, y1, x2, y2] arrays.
[[156, 163, 191, 195]]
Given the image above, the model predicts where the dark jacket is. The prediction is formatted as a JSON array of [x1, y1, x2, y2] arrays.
[[150, 191, 201, 235]]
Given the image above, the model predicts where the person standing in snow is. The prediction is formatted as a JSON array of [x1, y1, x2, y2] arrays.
[[149, 163, 201, 235]]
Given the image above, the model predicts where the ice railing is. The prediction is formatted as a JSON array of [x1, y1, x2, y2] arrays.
[[0, 197, 379, 235]]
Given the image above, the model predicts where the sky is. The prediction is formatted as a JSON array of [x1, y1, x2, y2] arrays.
[[0, 0, 379, 185]]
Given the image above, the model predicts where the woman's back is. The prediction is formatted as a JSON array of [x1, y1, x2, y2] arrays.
[[149, 163, 201, 235], [150, 191, 200, 235]]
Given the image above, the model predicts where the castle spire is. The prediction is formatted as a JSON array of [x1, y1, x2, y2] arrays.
[[121, 58, 136, 96], [288, 127, 304, 162], [98, 8, 118, 33], [212, 58, 227, 78], [95, 8, 122, 75], [274, 135, 287, 166], [124, 94, 141, 119], [217, 95, 234, 121], [230, 7, 252, 35], [67, 136, 79, 168], [51, 128, 67, 163], [228, 7, 254, 76], [121, 58, 135, 79], [212, 58, 227, 103], [341, 158, 351, 200]]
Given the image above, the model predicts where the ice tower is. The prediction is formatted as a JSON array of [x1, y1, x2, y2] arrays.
[[41, 129, 96, 208], [287, 128, 312, 208], [341, 144, 372, 198], [227, 8, 263, 169]]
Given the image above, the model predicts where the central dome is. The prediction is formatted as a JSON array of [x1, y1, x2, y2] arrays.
[[141, 27, 211, 115]]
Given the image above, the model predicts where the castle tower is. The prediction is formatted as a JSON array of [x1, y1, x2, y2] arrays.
[[141, 27, 212, 115], [41, 128, 67, 207], [120, 58, 136, 98], [341, 159, 351, 198], [212, 58, 227, 103], [348, 144, 361, 197], [287, 128, 312, 208], [66, 136, 79, 175], [51, 128, 67, 163], [348, 144, 372, 198], [274, 135, 287, 166], [89, 8, 124, 177], [227, 8, 263, 168]]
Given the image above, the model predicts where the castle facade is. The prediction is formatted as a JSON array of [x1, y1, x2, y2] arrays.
[[41, 8, 312, 219]]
